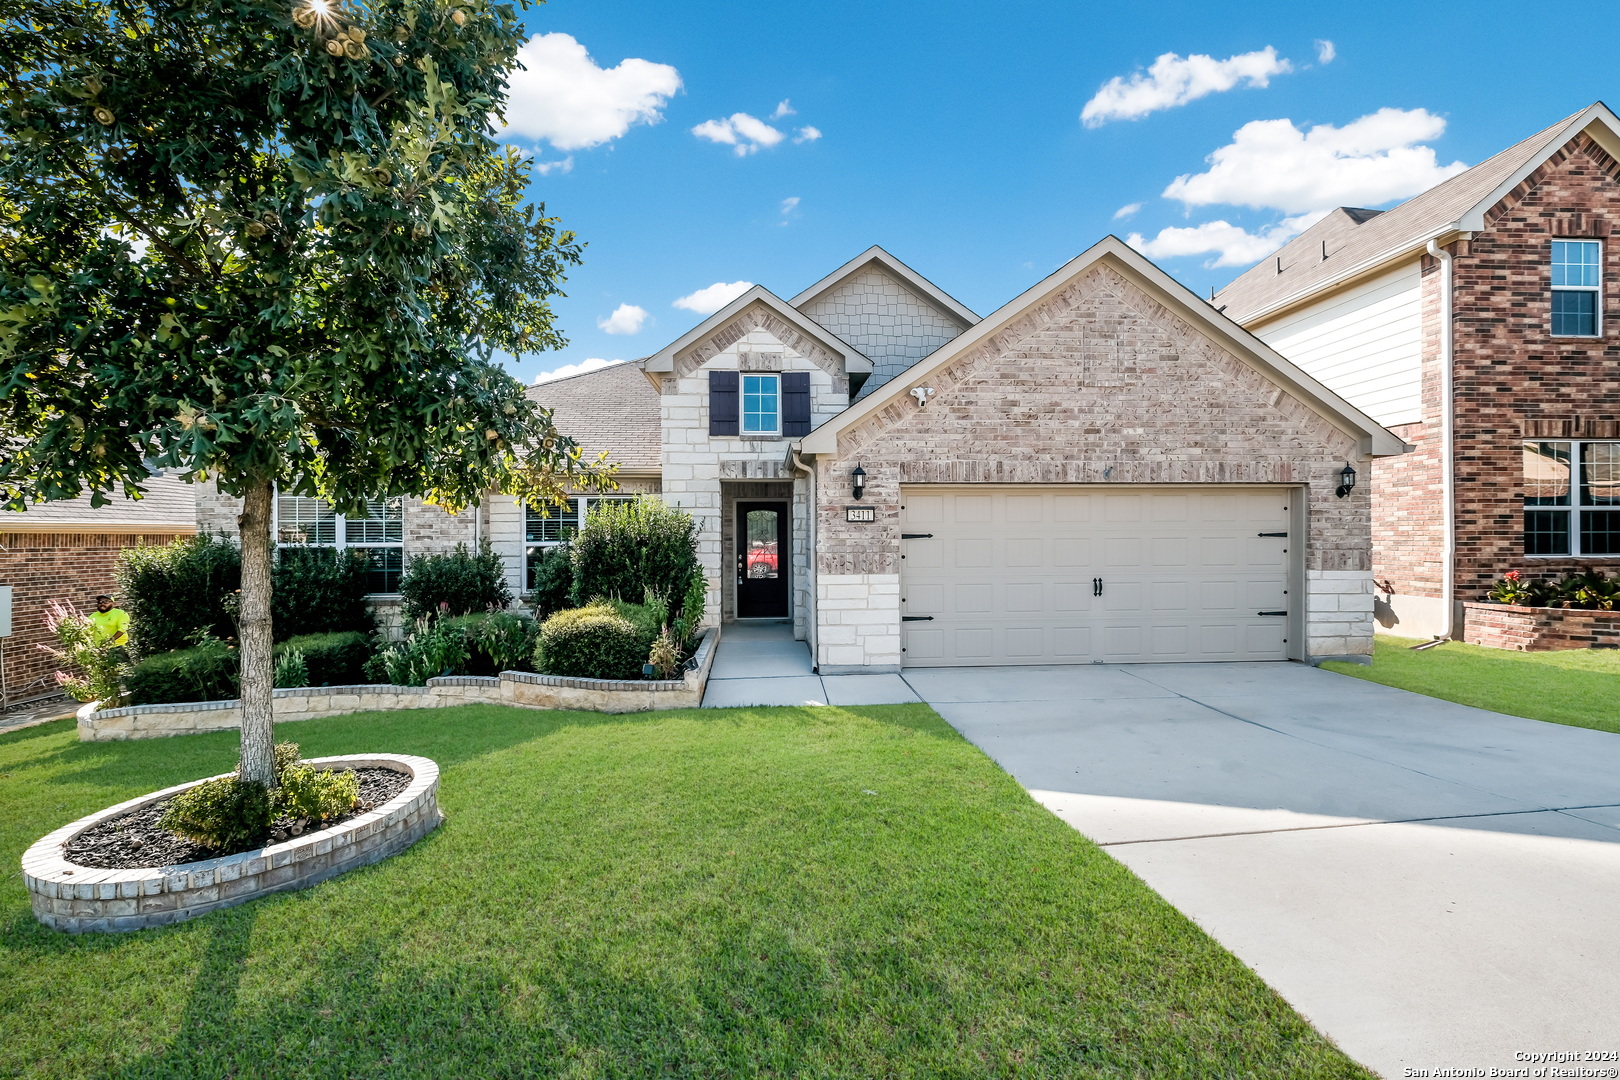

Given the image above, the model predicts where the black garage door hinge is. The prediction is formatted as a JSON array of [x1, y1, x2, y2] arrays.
[[1258, 610, 1288, 616], [901, 533, 933, 539], [1258, 532, 1288, 537], [902, 615, 935, 622]]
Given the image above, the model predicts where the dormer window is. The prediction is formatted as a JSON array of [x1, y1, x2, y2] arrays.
[[741, 374, 780, 435], [1551, 239, 1601, 337]]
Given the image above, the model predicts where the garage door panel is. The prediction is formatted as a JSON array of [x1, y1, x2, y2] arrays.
[[901, 486, 1292, 667]]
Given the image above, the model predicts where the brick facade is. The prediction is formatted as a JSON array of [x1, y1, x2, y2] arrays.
[[0, 531, 190, 700], [1462, 601, 1620, 651]]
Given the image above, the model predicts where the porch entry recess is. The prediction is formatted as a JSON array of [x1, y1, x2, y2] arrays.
[[735, 501, 790, 619], [899, 485, 1293, 666]]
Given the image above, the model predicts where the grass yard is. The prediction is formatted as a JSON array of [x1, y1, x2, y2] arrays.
[[1323, 635, 1620, 734], [0, 703, 1371, 1079]]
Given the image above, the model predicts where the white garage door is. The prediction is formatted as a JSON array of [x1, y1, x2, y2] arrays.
[[900, 486, 1293, 666]]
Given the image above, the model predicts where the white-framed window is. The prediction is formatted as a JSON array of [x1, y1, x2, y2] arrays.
[[741, 374, 780, 435], [1551, 239, 1602, 336], [523, 495, 635, 591], [1523, 440, 1620, 556], [274, 494, 404, 594]]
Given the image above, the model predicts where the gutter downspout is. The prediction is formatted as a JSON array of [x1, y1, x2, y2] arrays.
[[1426, 237, 1457, 644], [791, 449, 818, 672]]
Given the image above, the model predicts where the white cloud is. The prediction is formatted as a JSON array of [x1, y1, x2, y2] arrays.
[[1127, 214, 1325, 268], [779, 196, 801, 226], [692, 113, 788, 156], [502, 33, 681, 151], [533, 156, 574, 176], [772, 99, 795, 119], [534, 357, 623, 384], [1163, 108, 1468, 215], [794, 126, 821, 144], [1081, 47, 1293, 126], [596, 303, 648, 335], [1316, 39, 1336, 64], [1113, 202, 1143, 220], [673, 281, 753, 314]]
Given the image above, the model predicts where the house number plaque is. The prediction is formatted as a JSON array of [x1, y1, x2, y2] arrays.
[[845, 506, 875, 523]]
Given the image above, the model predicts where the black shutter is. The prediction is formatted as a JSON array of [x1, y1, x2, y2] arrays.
[[709, 370, 739, 436], [781, 372, 811, 437]]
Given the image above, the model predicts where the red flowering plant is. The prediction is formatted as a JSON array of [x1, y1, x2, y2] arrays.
[[1487, 567, 1620, 609], [1486, 570, 1538, 606]]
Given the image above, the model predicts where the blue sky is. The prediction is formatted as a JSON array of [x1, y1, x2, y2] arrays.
[[501, 0, 1620, 384]]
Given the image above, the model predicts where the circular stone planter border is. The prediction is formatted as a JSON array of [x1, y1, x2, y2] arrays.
[[21, 754, 442, 933]]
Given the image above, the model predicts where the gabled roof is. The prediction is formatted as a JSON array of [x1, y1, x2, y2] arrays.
[[790, 245, 980, 326], [1216, 102, 1620, 325], [799, 235, 1406, 458], [641, 285, 872, 381], [3, 472, 198, 533], [526, 361, 661, 472]]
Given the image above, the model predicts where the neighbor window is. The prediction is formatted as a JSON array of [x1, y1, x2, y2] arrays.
[[741, 374, 780, 435], [523, 495, 634, 590], [275, 494, 404, 593], [1551, 240, 1601, 336], [1522, 440, 1620, 556]]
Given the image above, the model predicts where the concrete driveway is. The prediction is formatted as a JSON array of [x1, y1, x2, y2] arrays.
[[905, 662, 1620, 1079]]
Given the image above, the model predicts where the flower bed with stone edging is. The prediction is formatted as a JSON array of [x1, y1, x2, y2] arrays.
[[75, 627, 720, 741], [1462, 602, 1620, 651], [21, 754, 440, 933]]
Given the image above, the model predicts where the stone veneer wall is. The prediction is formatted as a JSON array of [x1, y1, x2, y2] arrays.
[[1461, 601, 1620, 651], [24, 754, 440, 932], [76, 628, 718, 740], [810, 262, 1374, 670], [799, 266, 970, 398], [814, 573, 901, 673]]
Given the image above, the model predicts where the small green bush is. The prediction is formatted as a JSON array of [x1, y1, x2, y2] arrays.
[[40, 600, 129, 705], [671, 571, 707, 651], [571, 498, 700, 609], [117, 533, 241, 655], [272, 547, 376, 638], [442, 610, 539, 675], [278, 631, 373, 685], [367, 619, 472, 685], [399, 540, 512, 622], [125, 637, 239, 705], [535, 602, 659, 680], [277, 763, 360, 823], [528, 542, 575, 619], [274, 649, 310, 689], [159, 776, 272, 851]]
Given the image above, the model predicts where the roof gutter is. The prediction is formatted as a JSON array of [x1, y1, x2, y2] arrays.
[[1421, 237, 1458, 647]]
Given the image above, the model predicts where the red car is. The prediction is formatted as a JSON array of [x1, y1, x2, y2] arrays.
[[747, 541, 778, 577]]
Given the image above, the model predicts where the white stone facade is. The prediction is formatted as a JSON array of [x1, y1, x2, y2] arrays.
[[814, 573, 901, 673], [801, 267, 970, 397], [1305, 569, 1377, 661]]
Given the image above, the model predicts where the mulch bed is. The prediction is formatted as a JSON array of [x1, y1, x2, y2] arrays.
[[63, 767, 411, 870]]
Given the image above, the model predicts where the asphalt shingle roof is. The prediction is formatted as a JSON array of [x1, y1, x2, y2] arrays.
[[2, 472, 197, 531], [1214, 108, 1592, 324], [525, 361, 661, 471]]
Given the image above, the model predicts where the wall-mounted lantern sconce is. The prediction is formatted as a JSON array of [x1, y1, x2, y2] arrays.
[[1336, 462, 1357, 499], [851, 463, 867, 501]]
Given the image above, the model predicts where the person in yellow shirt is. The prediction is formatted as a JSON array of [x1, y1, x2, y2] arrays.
[[87, 595, 130, 647]]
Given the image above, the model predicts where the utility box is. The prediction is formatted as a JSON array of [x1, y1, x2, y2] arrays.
[[0, 585, 11, 638]]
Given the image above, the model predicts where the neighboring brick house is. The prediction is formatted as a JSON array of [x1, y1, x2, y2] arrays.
[[1215, 102, 1620, 641], [2, 475, 195, 702]]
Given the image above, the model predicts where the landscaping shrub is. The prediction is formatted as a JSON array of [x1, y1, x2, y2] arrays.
[[274, 649, 310, 689], [159, 776, 272, 851], [570, 498, 700, 608], [272, 547, 375, 638], [116, 533, 240, 654], [367, 619, 472, 686], [278, 631, 373, 686], [125, 636, 238, 705], [527, 541, 575, 619], [40, 600, 128, 705], [399, 540, 512, 622], [442, 610, 539, 676], [276, 762, 360, 824], [671, 571, 707, 651], [535, 603, 654, 680], [1487, 567, 1620, 609]]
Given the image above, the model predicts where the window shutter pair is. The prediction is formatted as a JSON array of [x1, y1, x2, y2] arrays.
[[708, 370, 812, 437]]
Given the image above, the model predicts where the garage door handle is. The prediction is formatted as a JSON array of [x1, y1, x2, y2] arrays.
[[901, 533, 933, 539], [1258, 532, 1288, 537], [902, 615, 934, 622], [1258, 610, 1288, 616]]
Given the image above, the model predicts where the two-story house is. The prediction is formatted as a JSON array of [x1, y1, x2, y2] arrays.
[[1215, 102, 1620, 643], [198, 241, 1403, 670]]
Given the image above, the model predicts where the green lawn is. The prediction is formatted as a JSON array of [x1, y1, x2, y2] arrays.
[[0, 704, 1370, 1079], [1323, 635, 1620, 734]]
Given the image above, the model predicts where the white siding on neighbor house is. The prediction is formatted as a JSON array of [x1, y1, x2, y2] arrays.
[[1252, 261, 1423, 428], [487, 494, 527, 600]]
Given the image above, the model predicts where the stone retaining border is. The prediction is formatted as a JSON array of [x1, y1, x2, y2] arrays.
[[76, 627, 720, 741], [22, 754, 441, 933], [1462, 602, 1620, 651]]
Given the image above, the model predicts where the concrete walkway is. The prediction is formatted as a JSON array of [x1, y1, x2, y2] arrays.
[[905, 662, 1620, 1079], [700, 621, 920, 708]]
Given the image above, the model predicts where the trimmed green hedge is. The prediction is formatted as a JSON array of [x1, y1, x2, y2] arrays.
[[277, 632, 373, 686], [534, 601, 661, 680], [571, 498, 699, 608], [125, 631, 374, 705]]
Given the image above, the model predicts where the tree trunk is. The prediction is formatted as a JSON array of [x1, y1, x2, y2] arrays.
[[237, 478, 277, 786]]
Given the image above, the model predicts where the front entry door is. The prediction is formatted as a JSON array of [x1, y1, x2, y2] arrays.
[[736, 502, 790, 618]]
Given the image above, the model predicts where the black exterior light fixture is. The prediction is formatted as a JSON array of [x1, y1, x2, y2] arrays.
[[1335, 461, 1357, 499], [851, 463, 867, 501]]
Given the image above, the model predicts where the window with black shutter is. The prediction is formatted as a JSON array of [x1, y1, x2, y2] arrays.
[[781, 371, 811, 437], [709, 370, 739, 436]]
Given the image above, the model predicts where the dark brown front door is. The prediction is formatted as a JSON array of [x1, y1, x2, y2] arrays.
[[736, 502, 789, 618]]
